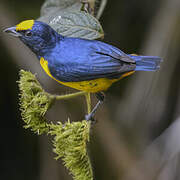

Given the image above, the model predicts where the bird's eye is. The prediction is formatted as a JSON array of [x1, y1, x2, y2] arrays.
[[25, 31, 32, 37]]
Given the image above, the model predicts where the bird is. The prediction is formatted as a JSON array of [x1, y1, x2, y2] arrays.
[[4, 20, 162, 120]]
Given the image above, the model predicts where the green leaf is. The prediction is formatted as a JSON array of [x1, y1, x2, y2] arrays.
[[40, 0, 82, 16], [41, 0, 108, 20], [39, 11, 104, 40]]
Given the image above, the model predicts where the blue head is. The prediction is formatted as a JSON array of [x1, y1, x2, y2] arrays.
[[4, 20, 62, 56]]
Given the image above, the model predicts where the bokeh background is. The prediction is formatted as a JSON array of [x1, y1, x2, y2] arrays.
[[1, 0, 180, 179]]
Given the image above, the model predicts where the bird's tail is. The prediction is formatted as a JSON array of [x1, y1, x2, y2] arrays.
[[129, 55, 162, 71]]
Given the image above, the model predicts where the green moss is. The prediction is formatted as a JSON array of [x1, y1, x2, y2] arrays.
[[50, 120, 93, 180], [18, 70, 93, 180], [18, 70, 54, 134]]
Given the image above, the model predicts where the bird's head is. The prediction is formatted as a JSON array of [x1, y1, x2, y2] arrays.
[[4, 20, 60, 56]]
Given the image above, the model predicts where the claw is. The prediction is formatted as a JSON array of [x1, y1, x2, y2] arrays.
[[85, 114, 92, 121], [85, 114, 97, 124]]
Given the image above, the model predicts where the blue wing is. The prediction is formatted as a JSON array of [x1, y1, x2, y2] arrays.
[[47, 37, 136, 82]]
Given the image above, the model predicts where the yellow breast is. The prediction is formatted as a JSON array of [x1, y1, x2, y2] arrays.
[[40, 57, 134, 93]]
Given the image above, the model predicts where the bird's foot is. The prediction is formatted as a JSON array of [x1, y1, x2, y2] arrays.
[[85, 113, 94, 121], [85, 113, 97, 124]]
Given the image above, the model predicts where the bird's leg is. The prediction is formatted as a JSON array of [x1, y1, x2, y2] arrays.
[[54, 91, 87, 100], [85, 92, 105, 121]]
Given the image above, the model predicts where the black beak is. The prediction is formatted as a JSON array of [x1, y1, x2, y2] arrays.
[[3, 26, 22, 37]]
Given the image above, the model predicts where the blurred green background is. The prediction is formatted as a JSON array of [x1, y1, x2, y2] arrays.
[[1, 0, 180, 179]]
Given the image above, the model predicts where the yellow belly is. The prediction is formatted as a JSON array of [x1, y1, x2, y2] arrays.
[[61, 78, 118, 92], [40, 57, 134, 93]]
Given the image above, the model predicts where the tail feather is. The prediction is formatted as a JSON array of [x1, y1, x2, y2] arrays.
[[129, 55, 162, 71]]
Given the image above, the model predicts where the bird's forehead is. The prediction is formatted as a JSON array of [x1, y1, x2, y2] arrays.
[[16, 20, 34, 31]]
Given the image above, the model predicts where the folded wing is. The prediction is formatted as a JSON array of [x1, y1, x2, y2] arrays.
[[49, 39, 136, 82]]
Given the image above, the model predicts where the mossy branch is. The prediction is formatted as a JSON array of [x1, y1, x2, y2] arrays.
[[18, 70, 93, 180], [18, 70, 54, 134], [50, 120, 93, 180]]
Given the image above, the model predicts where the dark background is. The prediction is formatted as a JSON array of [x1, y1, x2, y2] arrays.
[[1, 0, 180, 179]]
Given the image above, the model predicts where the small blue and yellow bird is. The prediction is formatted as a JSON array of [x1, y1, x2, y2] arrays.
[[4, 20, 162, 120]]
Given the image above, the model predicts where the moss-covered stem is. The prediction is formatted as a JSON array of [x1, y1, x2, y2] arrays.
[[18, 70, 94, 180], [50, 120, 93, 180]]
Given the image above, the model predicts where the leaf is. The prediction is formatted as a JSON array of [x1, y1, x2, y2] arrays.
[[40, 0, 82, 16], [39, 11, 104, 40], [41, 0, 108, 20]]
